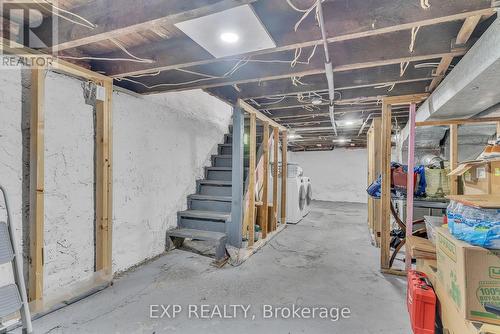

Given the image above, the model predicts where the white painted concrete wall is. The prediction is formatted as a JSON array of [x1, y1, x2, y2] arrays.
[[0, 68, 232, 296], [112, 90, 232, 273], [0, 68, 23, 287], [43, 72, 96, 297], [290, 149, 368, 203]]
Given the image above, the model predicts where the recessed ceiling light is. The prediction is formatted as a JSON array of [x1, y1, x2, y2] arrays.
[[333, 138, 351, 144], [288, 133, 302, 140], [344, 120, 355, 126], [220, 32, 239, 43]]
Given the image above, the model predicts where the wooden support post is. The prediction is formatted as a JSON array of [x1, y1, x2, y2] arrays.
[[95, 81, 113, 273], [29, 68, 45, 301], [497, 122, 500, 139], [367, 118, 382, 246], [261, 122, 269, 239], [380, 102, 392, 270], [230, 106, 244, 247], [248, 113, 257, 246], [449, 124, 459, 195], [405, 103, 417, 272], [272, 127, 279, 231], [281, 130, 288, 225]]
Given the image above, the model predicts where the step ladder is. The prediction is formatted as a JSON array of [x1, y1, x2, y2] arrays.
[[0, 185, 33, 333]]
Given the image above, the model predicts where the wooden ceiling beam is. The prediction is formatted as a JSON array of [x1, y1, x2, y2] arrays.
[[428, 14, 483, 91], [43, 0, 256, 51], [94, 0, 493, 78]]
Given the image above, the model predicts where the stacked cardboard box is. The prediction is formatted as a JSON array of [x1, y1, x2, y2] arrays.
[[449, 158, 500, 195]]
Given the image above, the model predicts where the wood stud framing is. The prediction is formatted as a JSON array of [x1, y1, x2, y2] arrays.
[[379, 94, 428, 274], [281, 131, 288, 226], [23, 59, 114, 302], [29, 68, 45, 301], [379, 102, 392, 271], [449, 124, 459, 195], [95, 80, 113, 273], [261, 122, 270, 239], [248, 113, 257, 247], [272, 127, 279, 231], [367, 118, 381, 247]]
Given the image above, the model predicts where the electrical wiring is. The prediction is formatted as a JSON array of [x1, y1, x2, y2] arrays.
[[116, 57, 251, 89], [374, 82, 396, 92], [58, 37, 155, 64], [409, 26, 420, 53], [109, 38, 154, 63], [286, 0, 310, 12], [35, 0, 96, 29], [400, 61, 410, 77], [420, 0, 431, 9]]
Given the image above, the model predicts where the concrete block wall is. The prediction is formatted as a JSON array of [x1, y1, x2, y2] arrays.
[[0, 68, 232, 297]]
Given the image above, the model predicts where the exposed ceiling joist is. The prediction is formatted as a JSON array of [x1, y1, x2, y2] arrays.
[[249, 81, 430, 111], [92, 0, 493, 77], [118, 22, 471, 94], [211, 61, 437, 99], [44, 0, 257, 51], [428, 14, 484, 91]]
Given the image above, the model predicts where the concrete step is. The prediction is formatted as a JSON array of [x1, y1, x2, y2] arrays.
[[197, 180, 232, 196], [188, 194, 232, 212], [166, 228, 227, 261]]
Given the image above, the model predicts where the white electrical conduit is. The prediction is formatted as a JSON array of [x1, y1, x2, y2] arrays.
[[316, 0, 337, 136]]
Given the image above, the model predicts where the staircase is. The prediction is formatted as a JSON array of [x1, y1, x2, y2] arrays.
[[166, 123, 264, 261]]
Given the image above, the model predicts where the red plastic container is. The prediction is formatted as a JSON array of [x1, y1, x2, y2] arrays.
[[407, 270, 436, 334]]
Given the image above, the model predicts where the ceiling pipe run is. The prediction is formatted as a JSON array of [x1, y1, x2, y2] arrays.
[[316, 0, 338, 137]]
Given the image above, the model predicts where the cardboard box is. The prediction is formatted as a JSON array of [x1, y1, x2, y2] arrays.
[[417, 258, 500, 333], [449, 159, 500, 195], [436, 227, 500, 325]]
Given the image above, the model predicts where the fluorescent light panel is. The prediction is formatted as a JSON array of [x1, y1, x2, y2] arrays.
[[175, 5, 276, 58]]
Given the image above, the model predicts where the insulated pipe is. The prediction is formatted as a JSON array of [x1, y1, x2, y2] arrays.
[[316, 0, 337, 136]]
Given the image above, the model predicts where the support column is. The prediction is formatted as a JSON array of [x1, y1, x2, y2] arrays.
[[405, 103, 417, 272], [229, 106, 244, 247], [29, 68, 45, 301], [281, 130, 288, 225], [380, 103, 392, 270]]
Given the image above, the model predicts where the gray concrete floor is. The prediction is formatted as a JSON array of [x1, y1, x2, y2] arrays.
[[23, 201, 411, 334]]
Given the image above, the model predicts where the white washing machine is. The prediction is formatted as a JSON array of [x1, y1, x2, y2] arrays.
[[302, 176, 312, 217], [269, 163, 305, 224]]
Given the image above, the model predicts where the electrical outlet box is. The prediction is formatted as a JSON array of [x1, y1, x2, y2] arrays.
[[96, 86, 106, 101]]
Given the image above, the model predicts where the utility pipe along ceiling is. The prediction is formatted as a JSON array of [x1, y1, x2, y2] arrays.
[[1, 0, 497, 150]]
